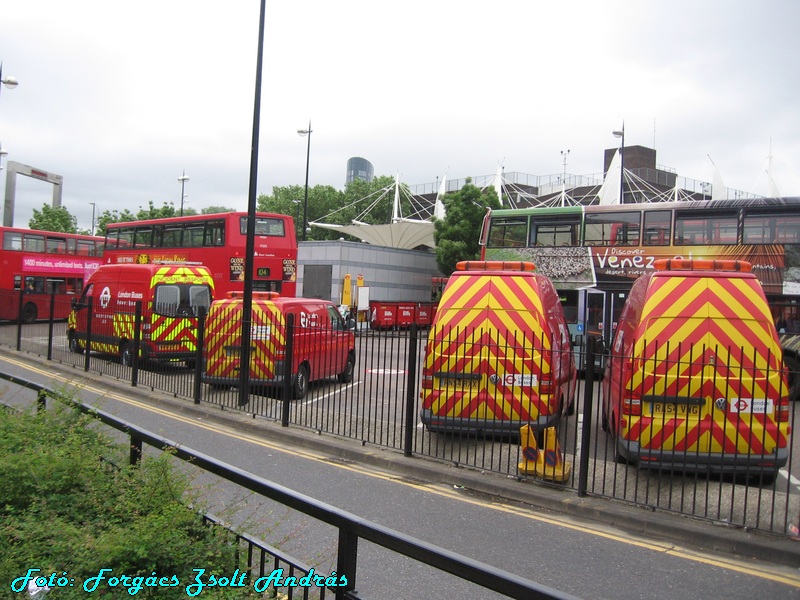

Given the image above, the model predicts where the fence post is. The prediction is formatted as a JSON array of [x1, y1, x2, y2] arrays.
[[83, 296, 93, 372], [577, 336, 597, 497], [129, 435, 143, 466], [281, 313, 295, 427], [335, 525, 358, 600], [47, 289, 56, 360], [403, 324, 419, 457], [131, 301, 142, 387], [16, 288, 23, 351], [193, 307, 206, 404]]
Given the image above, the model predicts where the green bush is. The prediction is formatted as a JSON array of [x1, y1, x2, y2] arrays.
[[0, 403, 260, 598]]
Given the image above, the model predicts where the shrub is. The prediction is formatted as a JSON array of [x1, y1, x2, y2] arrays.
[[0, 403, 260, 598]]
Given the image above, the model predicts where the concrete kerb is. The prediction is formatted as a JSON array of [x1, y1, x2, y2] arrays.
[[6, 348, 800, 570]]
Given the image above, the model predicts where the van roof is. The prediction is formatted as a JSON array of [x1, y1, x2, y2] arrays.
[[440, 269, 546, 312]]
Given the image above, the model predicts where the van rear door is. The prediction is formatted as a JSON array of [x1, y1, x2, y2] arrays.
[[635, 275, 785, 457]]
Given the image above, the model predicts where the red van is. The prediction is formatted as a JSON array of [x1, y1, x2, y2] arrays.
[[420, 261, 576, 435], [202, 292, 356, 399], [601, 259, 791, 478], [67, 263, 214, 365]]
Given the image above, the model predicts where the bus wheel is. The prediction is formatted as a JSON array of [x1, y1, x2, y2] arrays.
[[120, 343, 133, 367], [293, 364, 309, 400], [68, 334, 84, 355], [338, 353, 355, 383], [21, 302, 37, 324]]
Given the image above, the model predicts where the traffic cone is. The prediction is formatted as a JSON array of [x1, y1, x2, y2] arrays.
[[517, 424, 540, 476], [518, 425, 571, 483]]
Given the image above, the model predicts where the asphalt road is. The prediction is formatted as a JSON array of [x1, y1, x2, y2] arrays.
[[1, 349, 799, 600]]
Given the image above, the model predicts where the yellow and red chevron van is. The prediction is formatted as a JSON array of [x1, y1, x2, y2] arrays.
[[202, 292, 356, 399], [420, 261, 576, 435], [601, 259, 791, 479], [67, 263, 214, 366]]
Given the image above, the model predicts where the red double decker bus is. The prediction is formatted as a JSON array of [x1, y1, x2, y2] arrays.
[[102, 212, 298, 297], [0, 227, 104, 323]]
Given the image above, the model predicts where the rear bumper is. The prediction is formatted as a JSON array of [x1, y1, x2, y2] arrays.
[[420, 408, 561, 435], [201, 373, 283, 387], [616, 439, 789, 475]]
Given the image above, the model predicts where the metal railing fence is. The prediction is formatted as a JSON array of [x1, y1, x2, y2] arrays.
[[2, 373, 577, 600], [3, 293, 798, 538]]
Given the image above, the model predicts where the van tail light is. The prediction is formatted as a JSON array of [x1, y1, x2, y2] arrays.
[[421, 366, 433, 390], [777, 398, 790, 423], [622, 394, 642, 416], [538, 374, 553, 396]]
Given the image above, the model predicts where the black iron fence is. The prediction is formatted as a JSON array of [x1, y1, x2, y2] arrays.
[[2, 292, 798, 539], [3, 372, 577, 600]]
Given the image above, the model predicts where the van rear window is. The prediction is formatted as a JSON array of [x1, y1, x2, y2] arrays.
[[154, 283, 212, 317]]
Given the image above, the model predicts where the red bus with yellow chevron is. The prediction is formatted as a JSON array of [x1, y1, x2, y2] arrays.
[[67, 263, 214, 366], [420, 261, 577, 435], [600, 259, 790, 478]]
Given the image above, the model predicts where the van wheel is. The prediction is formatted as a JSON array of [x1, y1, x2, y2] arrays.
[[21, 302, 37, 324], [338, 353, 355, 383], [293, 364, 309, 400], [68, 333, 84, 355], [601, 404, 609, 431], [120, 343, 133, 367], [614, 437, 629, 465]]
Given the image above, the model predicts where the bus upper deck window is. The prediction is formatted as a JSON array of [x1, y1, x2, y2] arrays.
[[584, 211, 640, 246], [642, 210, 671, 246], [488, 217, 528, 247], [532, 217, 580, 247]]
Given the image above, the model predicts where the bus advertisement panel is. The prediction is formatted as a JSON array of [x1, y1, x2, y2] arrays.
[[102, 212, 298, 298], [0, 227, 104, 322], [480, 197, 800, 369]]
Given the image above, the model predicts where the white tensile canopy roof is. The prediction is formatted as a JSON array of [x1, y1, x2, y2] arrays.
[[312, 176, 446, 250]]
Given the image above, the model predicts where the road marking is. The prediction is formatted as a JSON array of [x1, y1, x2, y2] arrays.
[[299, 380, 361, 407], [3, 353, 800, 589]]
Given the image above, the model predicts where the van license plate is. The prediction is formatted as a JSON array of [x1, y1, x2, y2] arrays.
[[651, 404, 700, 416], [439, 378, 480, 390]]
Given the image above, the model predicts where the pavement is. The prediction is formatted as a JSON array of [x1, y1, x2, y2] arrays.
[[5, 347, 800, 570]]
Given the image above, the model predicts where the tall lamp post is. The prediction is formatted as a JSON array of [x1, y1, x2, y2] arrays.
[[89, 202, 96, 236], [0, 64, 19, 99], [297, 121, 312, 241], [612, 124, 625, 204], [178, 171, 189, 216]]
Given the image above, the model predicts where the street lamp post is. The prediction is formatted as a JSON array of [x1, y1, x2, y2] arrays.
[[178, 171, 189, 216], [89, 202, 96, 236], [612, 124, 625, 204], [297, 121, 312, 241], [0, 63, 19, 98]]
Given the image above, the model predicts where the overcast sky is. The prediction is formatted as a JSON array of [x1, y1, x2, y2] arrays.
[[2, 1, 800, 231]]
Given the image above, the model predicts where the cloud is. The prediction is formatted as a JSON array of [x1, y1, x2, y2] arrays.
[[2, 0, 800, 230]]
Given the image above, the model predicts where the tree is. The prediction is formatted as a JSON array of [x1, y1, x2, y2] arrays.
[[201, 206, 235, 214], [433, 179, 501, 276], [29, 204, 78, 233], [258, 184, 344, 241], [92, 201, 197, 236]]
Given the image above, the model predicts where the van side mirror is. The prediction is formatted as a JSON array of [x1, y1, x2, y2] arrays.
[[71, 298, 84, 311], [594, 338, 608, 354]]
